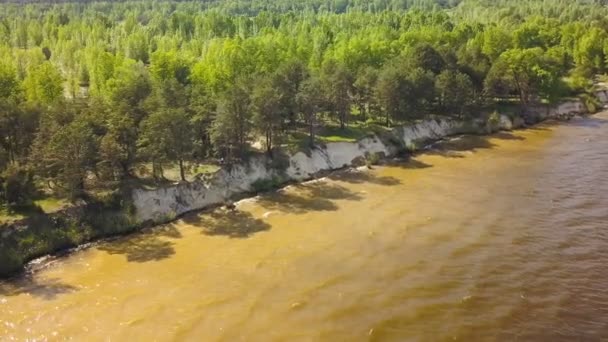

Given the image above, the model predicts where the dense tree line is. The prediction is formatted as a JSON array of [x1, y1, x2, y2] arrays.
[[1, 0, 607, 207]]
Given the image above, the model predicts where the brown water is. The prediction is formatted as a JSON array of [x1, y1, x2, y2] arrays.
[[2, 113, 608, 341]]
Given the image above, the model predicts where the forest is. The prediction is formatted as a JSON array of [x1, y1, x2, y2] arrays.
[[1, 0, 608, 216]]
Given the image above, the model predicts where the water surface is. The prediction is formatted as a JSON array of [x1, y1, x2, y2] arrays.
[[2, 113, 608, 341]]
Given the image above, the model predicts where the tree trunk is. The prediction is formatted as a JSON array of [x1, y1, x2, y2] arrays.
[[309, 113, 315, 147], [266, 130, 272, 157], [289, 111, 297, 129], [6, 134, 15, 164], [121, 160, 130, 178], [8, 147, 14, 165], [179, 159, 186, 182], [72, 177, 85, 201], [199, 130, 208, 158], [359, 103, 366, 122], [152, 162, 165, 180], [152, 161, 159, 180], [512, 72, 528, 109]]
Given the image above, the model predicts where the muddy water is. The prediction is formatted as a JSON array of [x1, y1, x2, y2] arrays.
[[2, 114, 608, 341]]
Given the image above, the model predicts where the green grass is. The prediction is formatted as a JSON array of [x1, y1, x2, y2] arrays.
[[317, 126, 367, 142], [319, 121, 391, 142], [191, 163, 221, 175], [34, 197, 69, 213], [1, 196, 70, 224], [0, 208, 26, 224], [284, 121, 392, 153], [283, 131, 311, 154]]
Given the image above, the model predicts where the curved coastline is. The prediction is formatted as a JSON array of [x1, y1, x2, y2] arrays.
[[0, 95, 604, 278]]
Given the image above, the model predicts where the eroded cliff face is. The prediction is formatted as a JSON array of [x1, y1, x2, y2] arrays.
[[132, 118, 470, 223], [0, 98, 600, 277], [132, 101, 590, 224], [596, 89, 608, 103]]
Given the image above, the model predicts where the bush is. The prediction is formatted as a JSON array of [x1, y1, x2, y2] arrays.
[[565, 73, 593, 94], [0, 242, 23, 276], [486, 111, 501, 133], [251, 176, 284, 193], [1, 165, 37, 209], [365, 152, 382, 167], [268, 150, 290, 171], [581, 93, 601, 113]]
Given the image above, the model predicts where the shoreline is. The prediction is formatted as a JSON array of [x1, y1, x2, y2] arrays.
[[0, 97, 605, 279]]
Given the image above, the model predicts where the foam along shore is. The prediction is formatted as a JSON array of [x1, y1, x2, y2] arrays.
[[0, 96, 602, 278]]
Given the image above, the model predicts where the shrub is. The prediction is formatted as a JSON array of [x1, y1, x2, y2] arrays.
[[486, 111, 501, 133], [0, 242, 23, 276], [251, 176, 284, 193], [565, 74, 593, 94], [268, 150, 290, 171], [581, 93, 601, 113], [1, 165, 37, 209], [365, 152, 382, 167]]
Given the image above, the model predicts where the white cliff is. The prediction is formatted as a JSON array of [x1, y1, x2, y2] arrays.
[[131, 100, 590, 223]]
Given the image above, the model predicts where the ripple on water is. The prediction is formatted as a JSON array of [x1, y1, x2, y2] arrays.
[[3, 114, 608, 340]]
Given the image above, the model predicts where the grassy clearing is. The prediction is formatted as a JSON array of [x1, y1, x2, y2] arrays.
[[0, 208, 26, 224], [35, 197, 69, 213], [1, 196, 70, 225], [284, 121, 392, 153], [317, 125, 369, 142]]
